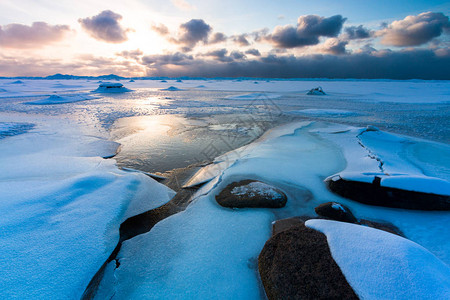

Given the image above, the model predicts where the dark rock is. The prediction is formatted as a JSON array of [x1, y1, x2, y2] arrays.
[[258, 222, 358, 300], [315, 202, 358, 223], [325, 175, 450, 210], [215, 180, 287, 208], [359, 219, 404, 237], [307, 86, 326, 95], [271, 216, 310, 235]]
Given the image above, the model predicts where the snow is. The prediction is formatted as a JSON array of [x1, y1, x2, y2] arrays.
[[160, 86, 183, 91], [333, 172, 450, 195], [231, 181, 283, 199], [331, 202, 346, 212], [182, 161, 230, 188], [381, 175, 450, 195], [226, 92, 281, 100], [0, 113, 174, 299], [0, 78, 449, 298], [306, 219, 450, 300], [289, 108, 357, 116], [0, 122, 34, 138], [26, 94, 99, 105]]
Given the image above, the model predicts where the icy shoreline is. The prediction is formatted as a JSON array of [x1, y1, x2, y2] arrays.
[[0, 79, 449, 298], [95, 120, 450, 299]]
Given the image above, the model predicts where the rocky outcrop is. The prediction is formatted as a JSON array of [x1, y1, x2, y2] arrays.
[[315, 202, 357, 223], [314, 201, 404, 236], [325, 174, 450, 210], [215, 180, 287, 208], [307, 86, 326, 95], [258, 222, 358, 300], [359, 219, 404, 237]]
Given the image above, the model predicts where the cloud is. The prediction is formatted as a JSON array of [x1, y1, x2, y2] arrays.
[[116, 49, 143, 60], [355, 44, 378, 54], [319, 38, 348, 55], [377, 12, 450, 46], [343, 25, 371, 40], [79, 10, 131, 43], [141, 52, 193, 66], [0, 22, 71, 48], [171, 0, 195, 11], [245, 49, 261, 56], [139, 49, 449, 80], [230, 51, 246, 60], [151, 23, 169, 36], [268, 15, 346, 48], [202, 49, 233, 62], [232, 34, 250, 46], [209, 32, 227, 44], [0, 54, 144, 77], [173, 19, 212, 48]]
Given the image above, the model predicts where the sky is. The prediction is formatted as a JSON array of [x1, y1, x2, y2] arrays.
[[0, 0, 449, 79]]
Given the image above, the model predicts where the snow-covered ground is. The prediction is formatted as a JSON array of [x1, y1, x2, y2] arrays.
[[0, 78, 449, 298], [0, 112, 175, 298]]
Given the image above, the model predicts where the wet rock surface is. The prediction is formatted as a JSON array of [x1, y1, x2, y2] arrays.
[[359, 219, 404, 237], [215, 180, 287, 208], [314, 201, 405, 237], [315, 202, 358, 223], [258, 222, 358, 300], [326, 176, 450, 210]]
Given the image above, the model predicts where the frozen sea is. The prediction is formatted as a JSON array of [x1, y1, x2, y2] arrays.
[[0, 78, 449, 299]]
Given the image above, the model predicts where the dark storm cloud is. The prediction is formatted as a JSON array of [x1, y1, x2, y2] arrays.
[[175, 19, 212, 47], [141, 52, 193, 66], [232, 34, 250, 46], [245, 49, 261, 56], [343, 25, 372, 40], [268, 15, 346, 48], [140, 49, 449, 80], [202, 49, 233, 62], [209, 32, 227, 44], [230, 51, 246, 60], [0, 22, 71, 48], [378, 12, 450, 46], [78, 10, 131, 43], [0, 54, 144, 77]]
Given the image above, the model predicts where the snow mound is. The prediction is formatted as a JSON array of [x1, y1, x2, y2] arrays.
[[306, 219, 450, 300], [26, 94, 99, 105], [226, 92, 281, 100], [92, 82, 132, 93], [160, 86, 183, 91]]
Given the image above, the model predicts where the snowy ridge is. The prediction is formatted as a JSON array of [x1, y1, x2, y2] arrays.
[[306, 219, 450, 300], [26, 93, 99, 105]]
